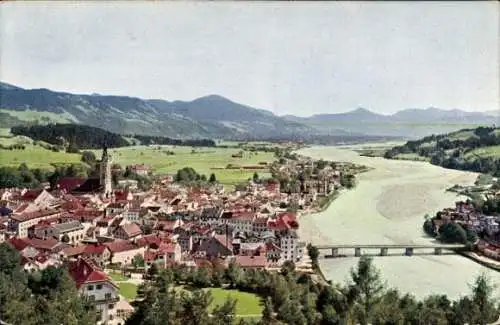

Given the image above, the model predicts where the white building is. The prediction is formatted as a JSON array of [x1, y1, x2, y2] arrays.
[[68, 258, 120, 325]]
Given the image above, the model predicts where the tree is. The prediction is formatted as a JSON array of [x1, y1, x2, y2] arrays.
[[225, 259, 243, 289], [307, 244, 319, 268], [209, 173, 217, 183], [180, 289, 212, 325], [280, 261, 296, 277], [469, 273, 499, 325], [253, 172, 259, 182], [261, 297, 277, 325], [81, 151, 97, 165], [212, 297, 237, 325], [349, 256, 385, 325], [132, 254, 145, 269]]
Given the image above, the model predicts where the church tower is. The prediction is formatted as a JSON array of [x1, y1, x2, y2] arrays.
[[99, 146, 113, 197]]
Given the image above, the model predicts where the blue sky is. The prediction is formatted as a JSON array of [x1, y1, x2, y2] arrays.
[[1, 1, 498, 116]]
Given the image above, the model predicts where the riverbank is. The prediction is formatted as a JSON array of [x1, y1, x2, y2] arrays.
[[296, 145, 500, 300], [461, 251, 500, 272]]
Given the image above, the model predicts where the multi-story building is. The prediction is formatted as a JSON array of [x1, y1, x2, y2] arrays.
[[34, 220, 85, 244], [68, 258, 120, 325], [8, 208, 62, 237]]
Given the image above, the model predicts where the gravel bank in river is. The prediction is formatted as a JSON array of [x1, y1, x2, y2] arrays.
[[297, 145, 499, 300]]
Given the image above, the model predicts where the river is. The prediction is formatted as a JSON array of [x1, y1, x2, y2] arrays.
[[297, 145, 500, 300]]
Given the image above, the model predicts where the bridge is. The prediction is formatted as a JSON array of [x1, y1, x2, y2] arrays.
[[316, 244, 468, 258]]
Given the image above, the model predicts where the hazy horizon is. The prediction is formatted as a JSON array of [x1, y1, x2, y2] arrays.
[[1, 2, 498, 116]]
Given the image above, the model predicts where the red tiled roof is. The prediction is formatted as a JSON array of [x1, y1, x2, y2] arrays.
[[232, 212, 256, 221], [7, 237, 29, 251], [63, 245, 87, 257], [24, 237, 60, 251], [213, 234, 233, 251], [159, 242, 177, 254], [68, 258, 117, 288], [10, 208, 61, 222], [84, 244, 108, 255], [233, 255, 268, 268], [57, 177, 87, 192], [137, 234, 163, 247], [20, 189, 43, 201], [105, 240, 139, 253], [118, 223, 142, 238]]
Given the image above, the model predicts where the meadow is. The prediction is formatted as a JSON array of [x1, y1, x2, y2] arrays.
[[0, 130, 276, 187], [91, 145, 274, 186], [208, 288, 263, 317]]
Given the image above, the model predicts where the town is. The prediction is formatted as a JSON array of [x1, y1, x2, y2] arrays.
[[0, 145, 364, 325], [425, 197, 500, 268]]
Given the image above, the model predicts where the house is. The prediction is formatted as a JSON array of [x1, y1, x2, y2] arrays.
[[279, 230, 301, 262], [127, 164, 152, 176], [199, 206, 223, 226], [104, 240, 145, 266], [252, 217, 269, 235], [84, 244, 112, 266], [232, 255, 268, 270], [226, 211, 256, 234], [8, 208, 62, 237], [198, 234, 233, 258], [106, 202, 129, 216], [34, 220, 85, 244], [22, 253, 61, 272], [113, 223, 143, 240], [68, 258, 120, 325], [265, 241, 282, 263]]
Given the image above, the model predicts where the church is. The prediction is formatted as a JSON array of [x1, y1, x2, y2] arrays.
[[71, 147, 113, 197]]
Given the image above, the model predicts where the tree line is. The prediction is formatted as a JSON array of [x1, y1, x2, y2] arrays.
[[0, 242, 498, 325], [130, 252, 499, 325], [385, 126, 500, 175], [10, 123, 216, 151]]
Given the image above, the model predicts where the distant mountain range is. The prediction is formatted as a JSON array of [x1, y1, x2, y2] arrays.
[[284, 107, 498, 138], [0, 81, 497, 140]]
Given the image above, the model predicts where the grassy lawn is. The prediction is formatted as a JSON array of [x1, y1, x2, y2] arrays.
[[118, 282, 138, 301], [0, 144, 83, 169], [207, 288, 263, 317], [92, 145, 275, 187], [108, 272, 129, 282]]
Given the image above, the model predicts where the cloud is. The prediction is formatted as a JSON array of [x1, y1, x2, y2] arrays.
[[1, 2, 498, 115]]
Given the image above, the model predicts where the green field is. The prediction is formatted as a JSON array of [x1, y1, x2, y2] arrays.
[[393, 153, 430, 162], [466, 145, 500, 158], [207, 288, 263, 317], [108, 272, 129, 282], [0, 109, 75, 124], [118, 282, 138, 301], [0, 138, 276, 186], [92, 145, 274, 187], [0, 144, 83, 169]]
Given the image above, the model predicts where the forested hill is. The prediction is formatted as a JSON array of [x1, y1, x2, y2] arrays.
[[385, 126, 500, 175], [10, 124, 216, 149]]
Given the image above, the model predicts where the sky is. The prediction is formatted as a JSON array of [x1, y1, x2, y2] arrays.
[[0, 2, 498, 116]]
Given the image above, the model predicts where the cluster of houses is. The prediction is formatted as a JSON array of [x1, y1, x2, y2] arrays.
[[0, 147, 355, 324], [432, 201, 500, 260]]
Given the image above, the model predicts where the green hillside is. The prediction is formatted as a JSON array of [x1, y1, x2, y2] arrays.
[[385, 126, 500, 175]]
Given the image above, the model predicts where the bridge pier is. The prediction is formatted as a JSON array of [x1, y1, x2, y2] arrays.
[[434, 247, 442, 255], [380, 247, 388, 256], [354, 248, 361, 257], [405, 247, 414, 256], [331, 248, 339, 257]]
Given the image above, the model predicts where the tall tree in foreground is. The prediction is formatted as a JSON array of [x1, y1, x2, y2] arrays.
[[469, 273, 499, 325], [349, 256, 385, 325]]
